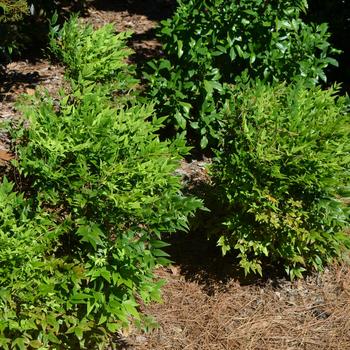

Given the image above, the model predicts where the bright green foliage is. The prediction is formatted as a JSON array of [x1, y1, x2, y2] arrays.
[[49, 15, 137, 93], [145, 0, 339, 149], [0, 178, 80, 349], [212, 82, 350, 279], [15, 87, 200, 241], [1, 18, 202, 349]]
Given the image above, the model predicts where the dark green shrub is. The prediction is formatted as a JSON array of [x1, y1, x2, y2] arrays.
[[145, 0, 339, 149], [146, 51, 232, 150], [1, 19, 202, 348], [211, 82, 350, 279], [307, 0, 350, 93]]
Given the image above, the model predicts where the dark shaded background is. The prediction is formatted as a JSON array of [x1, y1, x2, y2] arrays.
[[306, 0, 350, 93]]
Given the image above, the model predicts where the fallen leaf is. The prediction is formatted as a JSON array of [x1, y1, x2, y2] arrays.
[[169, 265, 180, 276], [0, 149, 14, 161], [26, 88, 36, 95]]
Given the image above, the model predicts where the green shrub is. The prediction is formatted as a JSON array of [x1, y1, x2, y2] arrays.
[[145, 0, 339, 150], [211, 82, 350, 279], [1, 18, 202, 349], [0, 177, 81, 349], [15, 87, 200, 244], [49, 15, 137, 94], [145, 52, 231, 150]]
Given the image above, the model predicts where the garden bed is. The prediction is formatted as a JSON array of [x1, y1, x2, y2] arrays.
[[0, 1, 349, 349]]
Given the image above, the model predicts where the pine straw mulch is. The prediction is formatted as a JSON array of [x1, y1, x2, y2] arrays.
[[121, 262, 350, 350]]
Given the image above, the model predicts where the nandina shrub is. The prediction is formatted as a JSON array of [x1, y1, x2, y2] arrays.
[[1, 19, 202, 349], [0, 177, 83, 349], [145, 0, 339, 150], [49, 15, 137, 94], [9, 88, 201, 348], [211, 82, 350, 279], [0, 0, 29, 59], [0, 0, 27, 22]]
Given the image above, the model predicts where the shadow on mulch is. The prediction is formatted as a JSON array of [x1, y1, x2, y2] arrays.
[[130, 28, 163, 63], [91, 0, 177, 21], [0, 71, 42, 100], [132, 28, 158, 43], [89, 0, 177, 63], [164, 228, 288, 296], [163, 183, 288, 295]]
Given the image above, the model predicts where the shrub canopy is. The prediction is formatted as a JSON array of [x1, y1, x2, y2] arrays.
[[212, 81, 350, 279]]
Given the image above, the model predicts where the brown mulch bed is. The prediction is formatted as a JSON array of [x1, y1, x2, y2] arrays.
[[1, 2, 350, 350], [120, 263, 350, 350], [86, 0, 177, 60]]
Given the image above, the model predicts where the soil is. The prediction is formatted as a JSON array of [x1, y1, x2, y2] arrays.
[[1, 1, 349, 349]]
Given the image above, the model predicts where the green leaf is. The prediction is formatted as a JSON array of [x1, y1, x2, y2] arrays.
[[177, 40, 184, 58], [150, 240, 170, 249], [29, 340, 42, 349], [152, 249, 170, 257], [325, 57, 339, 67], [12, 338, 25, 350], [106, 323, 120, 333], [174, 111, 187, 130], [200, 135, 208, 149], [76, 224, 105, 250], [123, 300, 140, 319]]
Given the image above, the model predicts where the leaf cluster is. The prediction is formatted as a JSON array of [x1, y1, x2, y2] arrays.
[[145, 0, 339, 150], [49, 15, 137, 94], [1, 17, 201, 349], [0, 0, 28, 57], [212, 82, 350, 279]]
